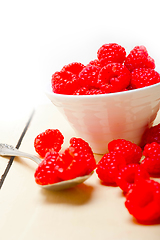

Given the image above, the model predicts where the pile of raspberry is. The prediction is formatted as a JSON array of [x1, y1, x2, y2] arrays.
[[34, 129, 96, 185], [33, 124, 160, 224], [96, 124, 160, 224], [51, 43, 160, 95]]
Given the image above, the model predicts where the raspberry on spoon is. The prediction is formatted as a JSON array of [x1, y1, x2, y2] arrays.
[[34, 129, 64, 158]]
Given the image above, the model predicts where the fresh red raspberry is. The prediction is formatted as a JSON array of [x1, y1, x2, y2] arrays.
[[125, 179, 160, 223], [124, 45, 155, 72], [141, 142, 160, 176], [108, 139, 142, 165], [96, 152, 126, 184], [131, 68, 160, 89], [116, 164, 150, 193], [34, 129, 64, 158], [97, 63, 131, 93], [34, 137, 96, 184], [69, 137, 94, 156], [34, 151, 61, 185], [61, 62, 85, 75], [140, 123, 160, 147], [79, 65, 101, 88], [97, 43, 126, 67], [56, 148, 96, 180], [51, 70, 80, 94], [55, 137, 96, 181]]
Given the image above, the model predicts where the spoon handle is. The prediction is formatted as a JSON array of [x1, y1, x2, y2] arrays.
[[0, 143, 41, 164]]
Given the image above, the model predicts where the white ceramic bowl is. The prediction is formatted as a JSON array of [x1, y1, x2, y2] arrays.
[[45, 82, 160, 154]]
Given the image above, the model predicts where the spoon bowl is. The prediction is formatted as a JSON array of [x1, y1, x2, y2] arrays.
[[0, 143, 93, 191]]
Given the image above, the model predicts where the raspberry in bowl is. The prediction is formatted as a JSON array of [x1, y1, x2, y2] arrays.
[[45, 43, 160, 154]]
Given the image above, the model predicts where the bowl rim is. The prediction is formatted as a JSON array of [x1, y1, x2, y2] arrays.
[[45, 81, 160, 100]]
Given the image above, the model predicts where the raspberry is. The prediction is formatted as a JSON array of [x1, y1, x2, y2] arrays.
[[51, 70, 80, 94], [124, 45, 155, 72], [34, 129, 64, 158], [79, 65, 100, 88], [97, 43, 126, 67], [97, 63, 131, 93], [34, 137, 96, 184], [108, 139, 142, 165], [140, 123, 160, 147], [131, 68, 160, 89], [141, 142, 160, 176], [61, 62, 85, 75], [125, 179, 160, 223], [96, 152, 126, 184], [56, 148, 96, 180], [34, 151, 60, 185], [55, 137, 96, 181], [69, 137, 94, 156], [116, 164, 150, 193]]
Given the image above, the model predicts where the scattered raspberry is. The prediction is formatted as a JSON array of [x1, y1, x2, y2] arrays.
[[140, 123, 160, 147], [124, 45, 155, 72], [69, 137, 94, 156], [34, 151, 60, 185], [34, 137, 96, 185], [141, 142, 160, 176], [55, 137, 96, 181], [56, 148, 96, 181], [97, 43, 126, 67], [51, 70, 80, 94], [61, 62, 85, 75], [116, 164, 150, 193], [97, 63, 131, 93], [79, 65, 100, 88], [108, 139, 142, 165], [96, 152, 126, 184], [34, 129, 64, 158], [125, 179, 160, 223], [131, 68, 160, 89]]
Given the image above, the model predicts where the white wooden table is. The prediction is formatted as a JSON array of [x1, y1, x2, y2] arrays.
[[0, 100, 160, 240]]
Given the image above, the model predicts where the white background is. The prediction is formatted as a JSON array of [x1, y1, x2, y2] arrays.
[[0, 0, 160, 119]]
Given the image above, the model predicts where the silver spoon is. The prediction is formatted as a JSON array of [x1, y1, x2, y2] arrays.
[[0, 143, 93, 191]]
